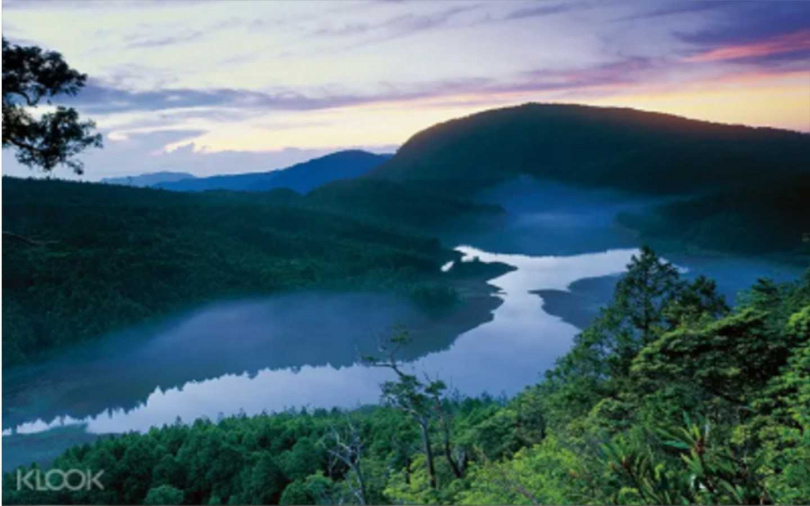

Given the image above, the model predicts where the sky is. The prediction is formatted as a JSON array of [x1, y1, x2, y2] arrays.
[[2, 0, 809, 180]]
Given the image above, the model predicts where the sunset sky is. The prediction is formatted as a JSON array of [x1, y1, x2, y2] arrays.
[[3, 0, 809, 179]]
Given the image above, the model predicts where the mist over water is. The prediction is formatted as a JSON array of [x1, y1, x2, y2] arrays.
[[3, 179, 801, 471], [3, 246, 640, 470]]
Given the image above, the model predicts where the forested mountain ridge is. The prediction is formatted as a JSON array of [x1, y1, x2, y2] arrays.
[[371, 103, 810, 195], [156, 150, 391, 193], [1, 176, 465, 367]]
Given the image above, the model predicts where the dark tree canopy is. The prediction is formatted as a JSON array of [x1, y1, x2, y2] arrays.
[[2, 38, 101, 174]]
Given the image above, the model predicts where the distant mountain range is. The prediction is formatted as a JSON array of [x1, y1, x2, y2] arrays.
[[153, 150, 392, 193], [101, 171, 195, 187]]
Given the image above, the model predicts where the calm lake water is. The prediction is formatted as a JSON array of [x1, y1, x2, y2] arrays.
[[3, 182, 801, 470]]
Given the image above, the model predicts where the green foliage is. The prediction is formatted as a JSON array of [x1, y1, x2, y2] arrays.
[[143, 485, 184, 505], [2, 38, 102, 174], [457, 436, 582, 505], [633, 309, 785, 406], [279, 473, 337, 505]]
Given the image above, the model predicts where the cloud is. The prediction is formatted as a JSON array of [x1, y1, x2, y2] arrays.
[[310, 3, 480, 45], [65, 84, 366, 115], [504, 3, 578, 21], [519, 57, 656, 91], [312, 22, 372, 38], [4, 0, 208, 10], [677, 1, 810, 46], [58, 52, 694, 125], [313, 1, 586, 45], [125, 30, 207, 48], [614, 1, 731, 22], [67, 76, 509, 118], [684, 29, 810, 64]]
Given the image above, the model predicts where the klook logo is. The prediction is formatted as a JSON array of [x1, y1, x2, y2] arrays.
[[16, 469, 105, 491]]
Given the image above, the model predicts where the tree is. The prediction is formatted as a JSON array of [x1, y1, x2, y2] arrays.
[[575, 247, 727, 378], [537, 247, 730, 436], [144, 485, 184, 505], [2, 37, 101, 174], [612, 246, 681, 345], [633, 309, 778, 408], [664, 275, 729, 327], [364, 330, 465, 489], [365, 332, 439, 489], [321, 418, 368, 504]]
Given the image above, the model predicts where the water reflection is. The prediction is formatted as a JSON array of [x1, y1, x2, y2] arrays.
[[3, 291, 495, 432], [4, 247, 639, 444]]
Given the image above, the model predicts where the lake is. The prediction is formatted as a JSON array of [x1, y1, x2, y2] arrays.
[[3, 182, 800, 471]]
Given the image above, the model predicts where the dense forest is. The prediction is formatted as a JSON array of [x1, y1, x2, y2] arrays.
[[305, 179, 502, 231], [5, 249, 809, 504], [2, 176, 472, 367], [618, 181, 810, 259]]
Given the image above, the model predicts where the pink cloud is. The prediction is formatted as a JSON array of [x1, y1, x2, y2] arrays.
[[685, 29, 810, 62]]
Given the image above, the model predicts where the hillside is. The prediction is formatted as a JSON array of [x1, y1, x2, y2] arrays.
[[157, 150, 391, 193], [1, 176, 451, 366], [305, 179, 502, 231], [618, 181, 810, 258], [373, 103, 810, 195]]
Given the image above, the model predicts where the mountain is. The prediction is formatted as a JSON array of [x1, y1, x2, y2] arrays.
[[156, 150, 392, 193], [101, 171, 195, 187], [311, 103, 809, 259], [370, 103, 810, 195]]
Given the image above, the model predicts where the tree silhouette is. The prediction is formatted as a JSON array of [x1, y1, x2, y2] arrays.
[[2, 37, 101, 174]]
